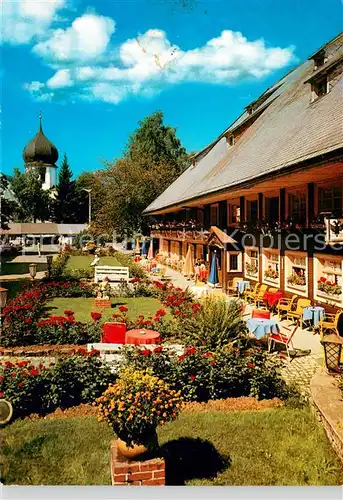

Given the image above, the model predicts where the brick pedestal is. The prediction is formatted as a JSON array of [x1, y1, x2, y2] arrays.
[[110, 440, 165, 486], [94, 299, 112, 309]]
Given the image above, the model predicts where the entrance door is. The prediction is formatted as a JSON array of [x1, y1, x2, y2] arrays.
[[265, 197, 279, 223]]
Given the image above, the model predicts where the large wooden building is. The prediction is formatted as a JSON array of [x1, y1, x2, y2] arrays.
[[144, 33, 343, 310]]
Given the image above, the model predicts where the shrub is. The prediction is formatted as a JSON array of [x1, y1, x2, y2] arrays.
[[96, 368, 183, 447], [118, 343, 289, 402], [0, 350, 115, 419], [178, 297, 246, 348], [113, 251, 148, 279], [50, 253, 69, 279]]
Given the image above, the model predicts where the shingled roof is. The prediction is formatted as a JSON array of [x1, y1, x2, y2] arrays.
[[144, 33, 343, 215]]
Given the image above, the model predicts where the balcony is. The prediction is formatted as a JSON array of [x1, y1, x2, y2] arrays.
[[150, 225, 209, 243]]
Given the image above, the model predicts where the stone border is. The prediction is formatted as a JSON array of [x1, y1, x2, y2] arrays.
[[310, 368, 343, 464]]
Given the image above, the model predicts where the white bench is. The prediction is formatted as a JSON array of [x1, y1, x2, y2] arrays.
[[94, 265, 130, 285]]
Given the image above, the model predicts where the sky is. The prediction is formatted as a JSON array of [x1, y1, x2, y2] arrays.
[[1, 0, 342, 178]]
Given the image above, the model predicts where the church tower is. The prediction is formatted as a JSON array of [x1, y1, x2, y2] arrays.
[[23, 112, 58, 190]]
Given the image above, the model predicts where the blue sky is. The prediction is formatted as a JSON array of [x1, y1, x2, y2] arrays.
[[2, 0, 342, 178]]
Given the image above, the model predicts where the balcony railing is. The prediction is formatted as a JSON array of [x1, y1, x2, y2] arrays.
[[150, 226, 209, 243]]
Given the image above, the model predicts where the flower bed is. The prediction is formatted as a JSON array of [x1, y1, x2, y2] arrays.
[[0, 349, 116, 419], [119, 343, 289, 402]]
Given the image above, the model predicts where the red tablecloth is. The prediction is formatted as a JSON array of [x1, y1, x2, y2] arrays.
[[125, 329, 161, 345], [263, 291, 284, 308], [199, 269, 208, 282]]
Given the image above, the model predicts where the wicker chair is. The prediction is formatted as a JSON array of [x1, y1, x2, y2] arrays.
[[227, 277, 241, 296], [318, 310, 342, 337], [287, 298, 311, 329], [244, 283, 260, 304], [277, 295, 297, 320], [254, 284, 269, 307]]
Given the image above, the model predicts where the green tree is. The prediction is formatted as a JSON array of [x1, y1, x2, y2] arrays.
[[11, 169, 51, 223], [53, 154, 82, 223], [95, 111, 188, 237]]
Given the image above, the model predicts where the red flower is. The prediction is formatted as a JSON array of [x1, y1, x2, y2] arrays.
[[18, 382, 24, 387], [189, 375, 196, 381], [0, 376, 4, 383], [153, 346, 163, 353], [119, 306, 128, 313], [326, 281, 332, 286], [210, 360, 215, 366], [4, 361, 14, 368], [17, 360, 29, 367], [185, 347, 196, 356], [140, 349, 151, 357], [204, 351, 213, 358], [320, 277, 327, 283], [112, 313, 121, 319], [24, 318, 32, 324], [0, 392, 4, 397], [29, 369, 39, 376], [173, 310, 181, 316], [156, 309, 166, 317], [64, 310, 74, 316], [131, 277, 139, 283], [178, 355, 185, 361], [91, 312, 102, 322], [247, 362, 255, 369]]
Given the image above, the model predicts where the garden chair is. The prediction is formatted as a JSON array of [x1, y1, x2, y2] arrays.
[[277, 295, 297, 320], [254, 284, 269, 308], [252, 309, 271, 320], [101, 322, 127, 344], [227, 277, 241, 296], [318, 310, 342, 337], [267, 287, 278, 293], [244, 283, 260, 304], [268, 324, 298, 359], [286, 298, 311, 329]]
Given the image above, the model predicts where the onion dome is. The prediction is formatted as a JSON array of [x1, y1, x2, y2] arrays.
[[23, 114, 58, 165]]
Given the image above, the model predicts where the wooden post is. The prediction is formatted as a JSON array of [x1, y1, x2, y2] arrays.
[[308, 182, 315, 225], [222, 246, 228, 292], [240, 196, 245, 222], [280, 188, 286, 222], [258, 193, 263, 220]]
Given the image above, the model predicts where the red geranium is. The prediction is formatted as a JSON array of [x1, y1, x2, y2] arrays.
[[178, 354, 185, 361], [64, 310, 74, 316], [320, 277, 327, 283], [17, 360, 29, 367], [0, 392, 4, 397], [140, 349, 151, 357], [91, 312, 102, 322], [29, 369, 39, 376], [185, 347, 196, 355], [247, 362, 255, 369], [189, 375, 196, 381], [156, 309, 166, 317], [119, 306, 128, 313], [18, 382, 24, 387], [173, 310, 181, 316], [204, 351, 213, 358], [153, 346, 163, 353]]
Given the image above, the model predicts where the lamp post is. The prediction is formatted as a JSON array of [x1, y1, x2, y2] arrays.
[[29, 263, 37, 281], [82, 188, 92, 226], [321, 334, 343, 373], [46, 255, 53, 279]]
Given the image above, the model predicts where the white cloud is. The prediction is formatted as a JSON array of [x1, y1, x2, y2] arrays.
[[33, 13, 115, 62], [1, 0, 66, 44], [23, 81, 45, 92], [25, 27, 296, 104], [47, 69, 73, 88]]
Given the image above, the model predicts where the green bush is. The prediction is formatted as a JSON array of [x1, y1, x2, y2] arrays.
[[50, 253, 69, 279], [178, 297, 246, 349], [113, 251, 148, 279], [0, 351, 116, 419]]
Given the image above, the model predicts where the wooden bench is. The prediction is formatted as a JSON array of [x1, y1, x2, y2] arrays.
[[94, 265, 130, 285]]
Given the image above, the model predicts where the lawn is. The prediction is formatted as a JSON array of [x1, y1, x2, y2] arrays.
[[65, 255, 121, 270], [1, 408, 342, 486], [45, 296, 170, 323]]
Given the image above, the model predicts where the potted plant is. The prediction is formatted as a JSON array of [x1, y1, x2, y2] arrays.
[[245, 262, 258, 277], [287, 272, 306, 287], [264, 266, 279, 280], [96, 368, 183, 459]]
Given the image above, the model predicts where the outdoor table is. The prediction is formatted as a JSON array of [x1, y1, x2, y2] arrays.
[[235, 280, 250, 295], [302, 306, 325, 327], [246, 318, 279, 339], [190, 285, 209, 298], [125, 329, 161, 345], [263, 291, 284, 308]]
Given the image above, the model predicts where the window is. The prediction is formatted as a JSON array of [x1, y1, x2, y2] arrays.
[[227, 135, 235, 146], [313, 51, 326, 70], [311, 76, 328, 101], [265, 197, 279, 223], [245, 248, 259, 279], [318, 186, 342, 216], [288, 192, 306, 224], [210, 204, 219, 226], [263, 250, 280, 283], [227, 252, 242, 272], [197, 209, 204, 226], [228, 202, 241, 224], [315, 255, 342, 303], [247, 200, 258, 222], [285, 252, 307, 293]]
